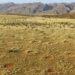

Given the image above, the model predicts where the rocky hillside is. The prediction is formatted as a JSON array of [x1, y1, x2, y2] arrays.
[[0, 2, 75, 15]]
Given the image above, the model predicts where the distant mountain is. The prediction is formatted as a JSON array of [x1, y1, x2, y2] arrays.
[[0, 2, 75, 15]]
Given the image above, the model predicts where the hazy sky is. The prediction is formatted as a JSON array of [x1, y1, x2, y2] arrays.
[[0, 0, 75, 3]]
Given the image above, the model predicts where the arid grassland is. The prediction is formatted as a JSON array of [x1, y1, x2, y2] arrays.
[[0, 14, 75, 75]]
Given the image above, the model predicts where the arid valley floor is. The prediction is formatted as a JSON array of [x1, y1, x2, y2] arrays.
[[0, 15, 75, 75]]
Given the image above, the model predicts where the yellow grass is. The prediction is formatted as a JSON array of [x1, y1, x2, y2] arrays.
[[0, 14, 75, 75]]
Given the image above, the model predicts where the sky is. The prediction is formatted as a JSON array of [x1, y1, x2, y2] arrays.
[[0, 0, 75, 3]]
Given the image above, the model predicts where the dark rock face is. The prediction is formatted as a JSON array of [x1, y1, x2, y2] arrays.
[[0, 2, 75, 15]]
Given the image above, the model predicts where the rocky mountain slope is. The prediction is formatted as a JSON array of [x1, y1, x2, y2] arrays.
[[0, 2, 75, 15]]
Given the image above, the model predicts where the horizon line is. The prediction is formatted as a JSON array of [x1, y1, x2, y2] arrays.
[[0, 1, 75, 4]]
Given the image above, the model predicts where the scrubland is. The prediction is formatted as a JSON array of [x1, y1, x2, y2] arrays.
[[0, 14, 75, 75]]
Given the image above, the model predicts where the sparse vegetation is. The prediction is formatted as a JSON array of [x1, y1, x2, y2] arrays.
[[0, 14, 75, 75]]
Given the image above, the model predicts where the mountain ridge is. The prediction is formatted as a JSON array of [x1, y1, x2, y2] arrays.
[[0, 2, 75, 15]]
